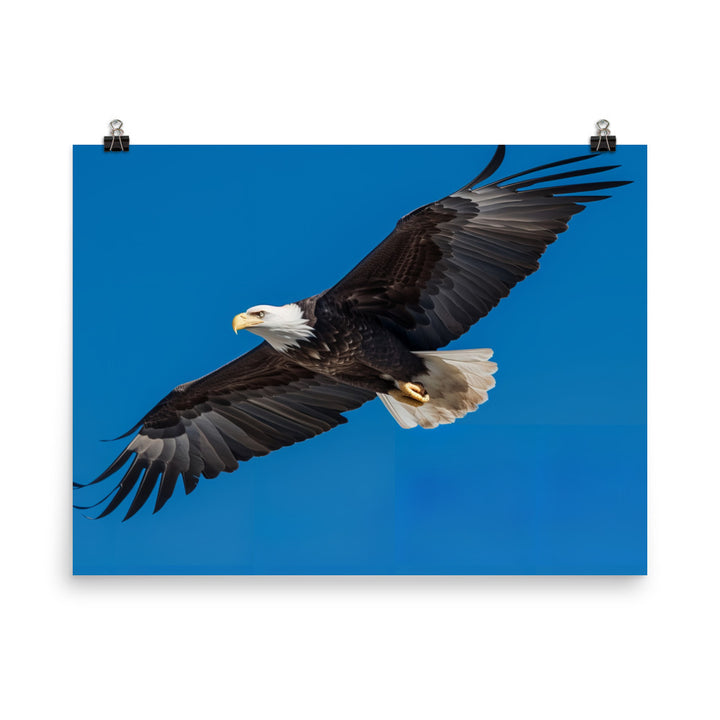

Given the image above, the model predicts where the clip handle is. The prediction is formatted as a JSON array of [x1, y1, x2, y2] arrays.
[[104, 119, 130, 152], [590, 119, 616, 151]]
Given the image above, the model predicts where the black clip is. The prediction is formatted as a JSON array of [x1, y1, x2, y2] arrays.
[[104, 119, 129, 152], [590, 119, 616, 151]]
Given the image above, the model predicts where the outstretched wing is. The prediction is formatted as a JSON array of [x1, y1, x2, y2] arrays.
[[75, 343, 374, 520], [326, 146, 631, 350]]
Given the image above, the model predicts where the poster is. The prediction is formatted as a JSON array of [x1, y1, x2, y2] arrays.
[[73, 145, 646, 574]]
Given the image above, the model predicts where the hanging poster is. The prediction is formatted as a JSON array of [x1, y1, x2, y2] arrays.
[[73, 145, 646, 574]]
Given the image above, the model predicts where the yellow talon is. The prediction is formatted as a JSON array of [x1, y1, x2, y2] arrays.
[[398, 381, 430, 404], [389, 389, 425, 407]]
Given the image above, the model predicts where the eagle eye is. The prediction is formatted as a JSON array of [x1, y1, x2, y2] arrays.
[[255, 311, 265, 319]]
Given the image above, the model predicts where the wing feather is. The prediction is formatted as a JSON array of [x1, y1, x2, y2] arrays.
[[96, 459, 146, 519], [326, 147, 630, 350], [153, 465, 180, 514], [75, 343, 374, 519], [124, 465, 162, 521]]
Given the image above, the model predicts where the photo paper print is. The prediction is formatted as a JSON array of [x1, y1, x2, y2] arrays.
[[73, 145, 646, 575]]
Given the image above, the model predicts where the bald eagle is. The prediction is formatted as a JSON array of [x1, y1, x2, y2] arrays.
[[75, 146, 629, 520]]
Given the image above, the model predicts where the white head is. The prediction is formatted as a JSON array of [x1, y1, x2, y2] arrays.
[[232, 303, 315, 352]]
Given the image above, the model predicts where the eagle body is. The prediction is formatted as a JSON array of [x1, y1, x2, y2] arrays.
[[75, 147, 630, 519], [285, 296, 428, 396]]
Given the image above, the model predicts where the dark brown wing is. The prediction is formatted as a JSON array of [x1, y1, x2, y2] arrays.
[[325, 146, 631, 350], [74, 343, 374, 520]]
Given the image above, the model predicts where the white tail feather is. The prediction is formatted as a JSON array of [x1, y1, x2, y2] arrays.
[[378, 349, 498, 429]]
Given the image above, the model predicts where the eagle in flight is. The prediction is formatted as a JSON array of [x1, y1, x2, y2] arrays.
[[75, 146, 629, 520]]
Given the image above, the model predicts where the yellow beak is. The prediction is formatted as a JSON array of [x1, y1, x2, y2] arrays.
[[232, 312, 263, 333]]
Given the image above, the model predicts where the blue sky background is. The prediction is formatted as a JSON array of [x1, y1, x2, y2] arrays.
[[73, 145, 646, 574]]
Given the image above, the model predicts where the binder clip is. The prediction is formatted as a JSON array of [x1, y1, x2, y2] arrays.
[[104, 119, 129, 152], [590, 119, 616, 152]]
